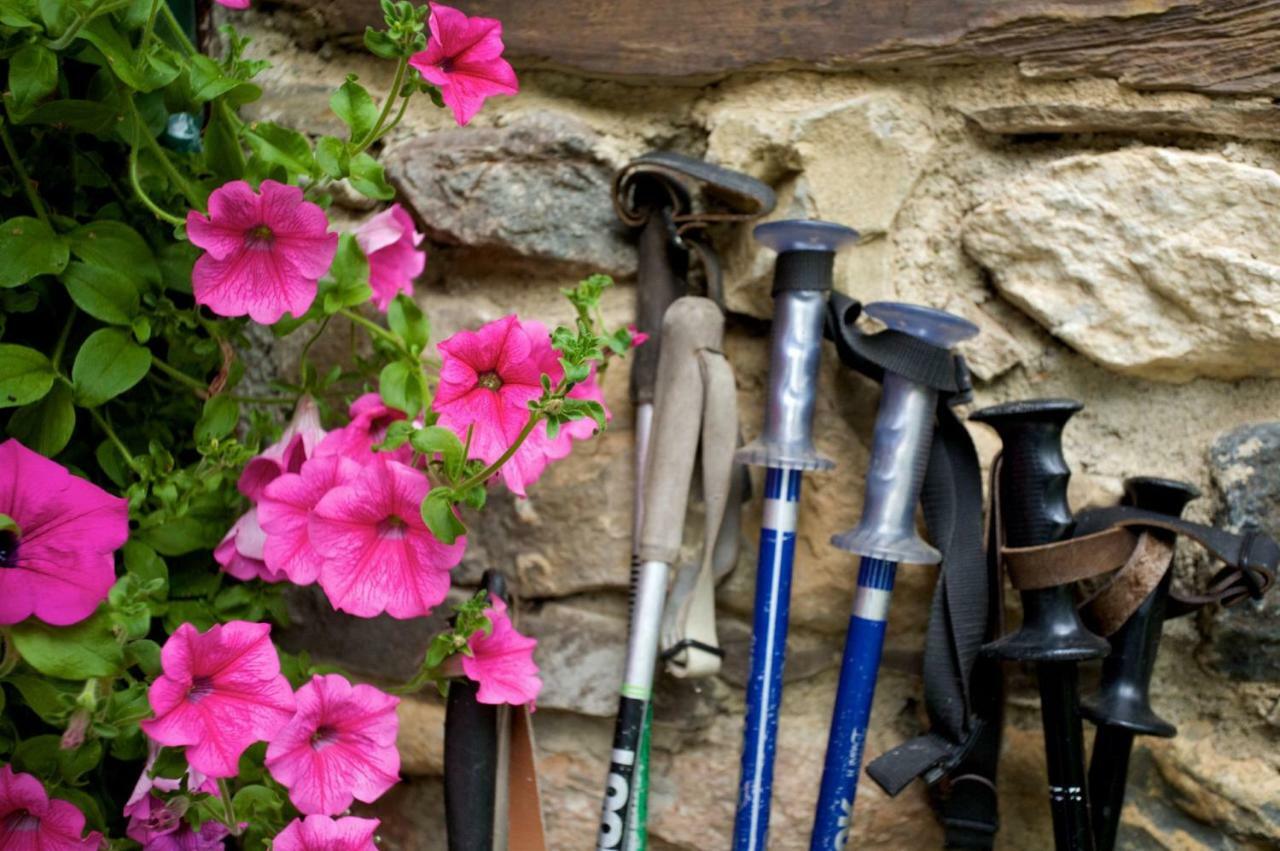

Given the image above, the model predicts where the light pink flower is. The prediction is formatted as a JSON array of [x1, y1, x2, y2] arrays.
[[187, 180, 338, 324], [214, 0, 249, 9], [0, 764, 102, 850], [214, 507, 287, 584], [239, 396, 326, 501], [257, 455, 362, 586], [461, 596, 541, 707], [140, 621, 297, 778], [315, 393, 408, 464], [355, 204, 426, 312], [432, 317, 607, 497], [126, 794, 230, 850], [273, 816, 380, 851], [265, 674, 400, 815], [309, 455, 465, 618], [408, 4, 518, 126], [0, 438, 128, 626]]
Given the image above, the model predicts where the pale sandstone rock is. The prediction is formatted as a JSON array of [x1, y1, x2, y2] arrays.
[[963, 98, 1280, 142], [963, 147, 1280, 382], [397, 697, 446, 776]]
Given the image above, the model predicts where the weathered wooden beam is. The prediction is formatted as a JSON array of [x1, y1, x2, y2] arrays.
[[276, 0, 1280, 94]]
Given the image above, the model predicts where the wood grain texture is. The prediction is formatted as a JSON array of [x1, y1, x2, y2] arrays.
[[277, 0, 1280, 94]]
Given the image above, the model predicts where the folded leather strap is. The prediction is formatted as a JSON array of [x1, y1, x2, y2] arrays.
[[1004, 507, 1276, 614], [824, 294, 992, 808], [1080, 531, 1175, 637], [508, 704, 547, 851]]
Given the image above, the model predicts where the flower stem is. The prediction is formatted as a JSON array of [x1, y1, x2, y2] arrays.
[[338, 308, 413, 358], [47, 0, 132, 51], [456, 413, 544, 491], [151, 358, 208, 394], [217, 778, 241, 834], [135, 0, 162, 65], [0, 118, 50, 226], [51, 309, 77, 370], [158, 2, 199, 56], [298, 314, 334, 384], [0, 631, 18, 679], [354, 56, 410, 154], [128, 140, 186, 227], [126, 98, 204, 211], [89, 408, 145, 476]]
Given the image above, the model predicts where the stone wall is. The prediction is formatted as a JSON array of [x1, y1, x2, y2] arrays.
[[236, 6, 1280, 848]]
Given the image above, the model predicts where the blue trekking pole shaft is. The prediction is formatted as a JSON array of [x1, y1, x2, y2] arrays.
[[812, 303, 978, 850], [733, 220, 858, 851]]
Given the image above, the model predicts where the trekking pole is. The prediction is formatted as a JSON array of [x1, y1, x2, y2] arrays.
[[733, 219, 858, 851], [598, 296, 735, 851], [1082, 477, 1197, 851], [811, 303, 978, 850], [446, 570, 509, 851], [969, 400, 1109, 851]]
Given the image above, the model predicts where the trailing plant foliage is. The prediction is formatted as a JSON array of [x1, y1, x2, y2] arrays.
[[0, 0, 626, 845]]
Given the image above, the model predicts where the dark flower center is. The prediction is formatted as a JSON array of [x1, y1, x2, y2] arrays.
[[377, 516, 408, 540], [188, 676, 215, 703], [311, 724, 340, 750], [477, 371, 503, 391], [2, 810, 40, 831], [0, 530, 17, 568], [439, 58, 456, 73], [245, 224, 275, 247]]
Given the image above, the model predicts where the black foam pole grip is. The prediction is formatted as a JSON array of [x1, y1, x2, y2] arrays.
[[630, 213, 688, 406], [772, 250, 835, 295], [970, 399, 1082, 548]]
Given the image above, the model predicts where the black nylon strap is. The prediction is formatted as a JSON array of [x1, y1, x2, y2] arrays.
[[826, 292, 970, 396]]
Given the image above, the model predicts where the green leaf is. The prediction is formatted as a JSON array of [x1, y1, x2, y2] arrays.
[[388, 293, 429, 351], [6, 382, 75, 456], [321, 234, 370, 313], [331, 76, 379, 143], [68, 221, 160, 287], [0, 216, 69, 288], [14, 99, 119, 135], [314, 135, 349, 180], [0, 344, 55, 408], [8, 43, 57, 112], [4, 674, 74, 724], [195, 395, 240, 442], [375, 419, 415, 451], [71, 328, 152, 407], [187, 54, 240, 103], [410, 426, 465, 480], [379, 360, 422, 418], [347, 152, 394, 200], [421, 488, 467, 545], [60, 261, 140, 325], [10, 607, 125, 679], [244, 121, 316, 179], [126, 639, 162, 676], [204, 103, 246, 181], [364, 27, 400, 60], [122, 540, 168, 595]]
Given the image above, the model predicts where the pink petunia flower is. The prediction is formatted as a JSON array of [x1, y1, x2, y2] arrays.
[[214, 507, 288, 584], [315, 393, 408, 464], [432, 316, 607, 497], [461, 595, 541, 707], [309, 455, 465, 619], [126, 795, 229, 850], [355, 204, 426, 312], [257, 455, 362, 586], [408, 4, 519, 126], [0, 438, 128, 626], [0, 764, 102, 849], [273, 816, 380, 851], [140, 621, 297, 778], [265, 674, 400, 815], [214, 0, 249, 9], [123, 741, 217, 824], [187, 180, 339, 324], [627, 324, 650, 349], [238, 395, 326, 502]]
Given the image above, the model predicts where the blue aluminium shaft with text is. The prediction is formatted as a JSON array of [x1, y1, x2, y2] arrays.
[[733, 220, 859, 851], [811, 303, 978, 850]]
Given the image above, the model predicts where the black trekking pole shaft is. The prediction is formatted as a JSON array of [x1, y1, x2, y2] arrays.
[[971, 399, 1106, 851], [1085, 477, 1197, 851]]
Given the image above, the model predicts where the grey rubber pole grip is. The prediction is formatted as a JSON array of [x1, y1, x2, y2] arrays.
[[638, 296, 726, 564]]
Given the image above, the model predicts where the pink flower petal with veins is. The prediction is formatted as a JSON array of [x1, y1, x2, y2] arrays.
[[356, 204, 426, 312], [310, 456, 464, 618], [239, 395, 326, 501], [140, 621, 296, 778], [315, 393, 410, 464], [215, 508, 288, 584], [273, 816, 380, 851], [0, 764, 102, 849], [258, 455, 362, 585], [188, 180, 338, 324], [0, 438, 128, 626], [265, 674, 400, 815], [408, 4, 518, 126], [461, 596, 541, 707]]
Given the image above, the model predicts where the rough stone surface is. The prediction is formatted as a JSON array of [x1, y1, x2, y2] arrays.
[[962, 147, 1280, 383], [231, 9, 1280, 847], [1207, 423, 1280, 682], [384, 113, 636, 277]]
